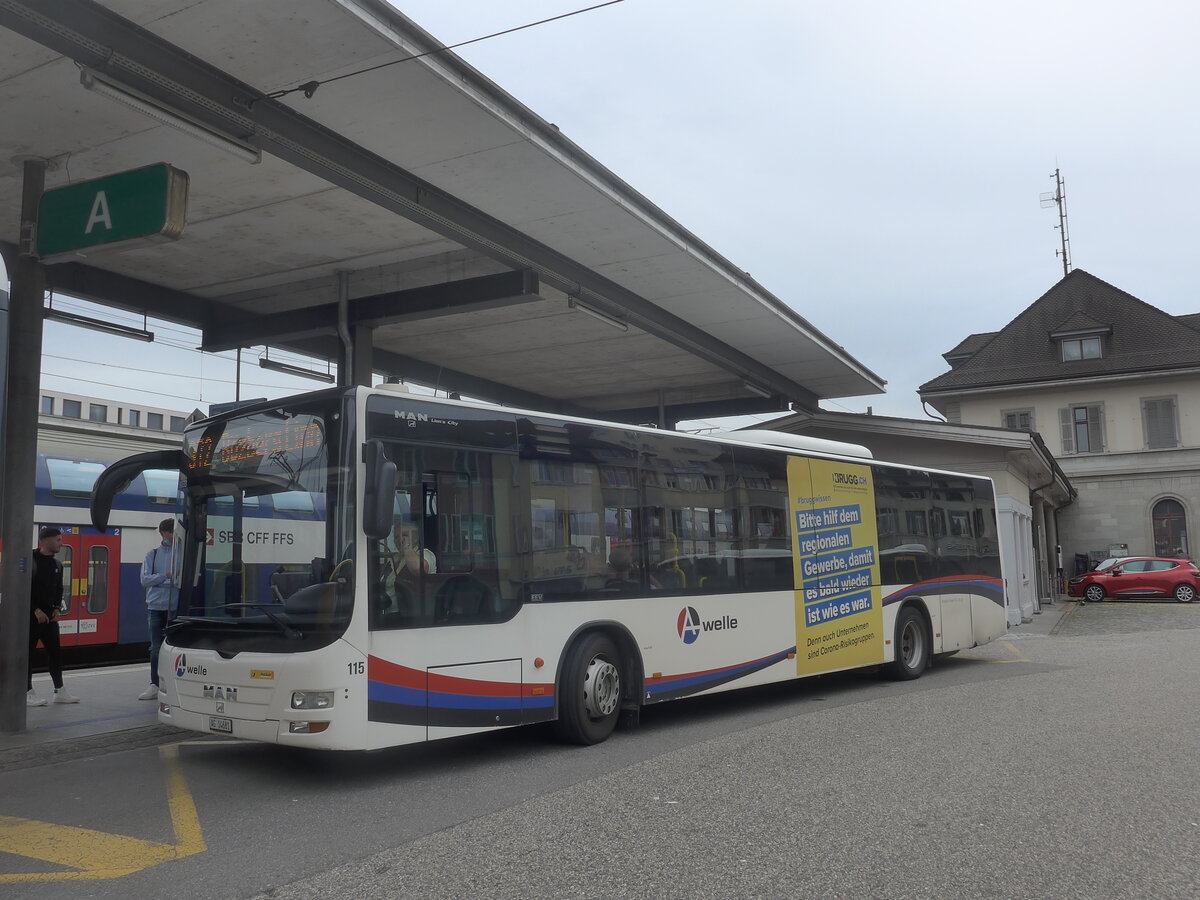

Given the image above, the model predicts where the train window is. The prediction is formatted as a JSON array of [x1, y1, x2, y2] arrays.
[[144, 469, 183, 505], [272, 491, 314, 512], [87, 546, 109, 614], [46, 458, 105, 499], [212, 494, 260, 508]]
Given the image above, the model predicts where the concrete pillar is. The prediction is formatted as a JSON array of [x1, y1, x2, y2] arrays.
[[0, 159, 47, 733]]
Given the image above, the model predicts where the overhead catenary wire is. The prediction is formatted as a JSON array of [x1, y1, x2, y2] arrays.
[[262, 1, 628, 103]]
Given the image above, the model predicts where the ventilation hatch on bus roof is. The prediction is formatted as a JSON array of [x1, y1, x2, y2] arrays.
[[714, 429, 873, 459]]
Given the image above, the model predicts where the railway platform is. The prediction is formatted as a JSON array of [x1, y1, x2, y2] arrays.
[[1, 663, 187, 772]]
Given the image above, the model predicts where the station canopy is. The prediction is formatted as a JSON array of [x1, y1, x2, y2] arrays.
[[0, 0, 885, 424]]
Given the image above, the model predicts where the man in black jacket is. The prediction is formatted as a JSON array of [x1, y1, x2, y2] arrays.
[[27, 526, 79, 706]]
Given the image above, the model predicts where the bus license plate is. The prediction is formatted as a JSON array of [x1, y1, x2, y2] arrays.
[[209, 716, 233, 734]]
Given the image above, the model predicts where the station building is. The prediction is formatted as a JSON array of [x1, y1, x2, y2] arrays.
[[919, 269, 1200, 577]]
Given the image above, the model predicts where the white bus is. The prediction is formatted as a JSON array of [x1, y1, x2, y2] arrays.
[[91, 386, 1007, 750]]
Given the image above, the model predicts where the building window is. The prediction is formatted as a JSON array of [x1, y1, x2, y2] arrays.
[[128, 409, 141, 427], [1061, 336, 1102, 361], [62, 399, 81, 419], [146, 412, 164, 430], [169, 416, 186, 432], [1142, 396, 1179, 449], [41, 396, 54, 415], [88, 403, 107, 422], [1152, 498, 1188, 557], [1059, 404, 1104, 454], [1002, 409, 1033, 430]]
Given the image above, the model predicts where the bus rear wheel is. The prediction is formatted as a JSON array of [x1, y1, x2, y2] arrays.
[[885, 606, 929, 681], [554, 633, 622, 745]]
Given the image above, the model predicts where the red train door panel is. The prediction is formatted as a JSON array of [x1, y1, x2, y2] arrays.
[[58, 530, 121, 647]]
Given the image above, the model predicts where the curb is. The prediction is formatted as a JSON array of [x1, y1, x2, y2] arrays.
[[0, 724, 199, 773]]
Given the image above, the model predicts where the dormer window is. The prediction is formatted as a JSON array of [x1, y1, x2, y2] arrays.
[[1050, 315, 1111, 362], [1061, 336, 1102, 361]]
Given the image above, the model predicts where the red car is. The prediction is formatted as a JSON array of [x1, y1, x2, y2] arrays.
[[1067, 557, 1200, 603]]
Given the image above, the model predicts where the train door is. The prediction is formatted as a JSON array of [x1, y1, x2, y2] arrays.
[[58, 529, 121, 647]]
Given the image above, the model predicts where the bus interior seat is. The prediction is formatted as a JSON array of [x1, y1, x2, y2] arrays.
[[284, 582, 338, 618], [270, 567, 314, 601]]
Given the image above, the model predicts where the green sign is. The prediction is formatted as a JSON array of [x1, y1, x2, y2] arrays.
[[37, 163, 188, 258]]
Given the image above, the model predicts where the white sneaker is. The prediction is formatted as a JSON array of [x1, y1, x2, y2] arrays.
[[53, 687, 80, 704], [26, 689, 48, 707], [138, 684, 160, 701]]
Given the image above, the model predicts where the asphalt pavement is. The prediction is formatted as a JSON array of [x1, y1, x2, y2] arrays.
[[5, 594, 1199, 900], [1, 596, 1079, 769]]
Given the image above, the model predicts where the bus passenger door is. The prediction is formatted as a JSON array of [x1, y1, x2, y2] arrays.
[[58, 530, 121, 647]]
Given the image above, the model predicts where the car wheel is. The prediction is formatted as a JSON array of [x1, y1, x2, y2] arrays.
[[1173, 584, 1196, 603], [1084, 584, 1105, 603]]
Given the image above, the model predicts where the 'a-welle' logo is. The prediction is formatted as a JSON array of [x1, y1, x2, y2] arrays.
[[677, 607, 738, 644]]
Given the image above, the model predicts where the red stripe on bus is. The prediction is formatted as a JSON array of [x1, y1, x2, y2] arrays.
[[368, 655, 554, 698]]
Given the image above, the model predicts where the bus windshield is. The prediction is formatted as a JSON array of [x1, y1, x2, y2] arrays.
[[169, 397, 352, 653]]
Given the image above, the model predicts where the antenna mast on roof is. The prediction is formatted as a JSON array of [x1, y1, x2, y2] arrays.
[[1039, 168, 1072, 278]]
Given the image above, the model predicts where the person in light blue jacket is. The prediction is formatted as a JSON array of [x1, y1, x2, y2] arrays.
[[138, 518, 179, 701]]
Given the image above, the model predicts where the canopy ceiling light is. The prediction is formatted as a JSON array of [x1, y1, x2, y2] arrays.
[[80, 67, 261, 165], [44, 308, 154, 342], [259, 355, 335, 384], [568, 296, 628, 332]]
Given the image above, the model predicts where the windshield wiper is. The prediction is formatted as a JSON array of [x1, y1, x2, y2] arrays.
[[217, 603, 303, 639]]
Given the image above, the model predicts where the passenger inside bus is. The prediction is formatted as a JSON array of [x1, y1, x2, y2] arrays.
[[604, 547, 640, 592]]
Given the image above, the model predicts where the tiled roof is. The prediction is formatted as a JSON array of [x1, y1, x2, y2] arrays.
[[942, 331, 998, 363], [921, 270, 1200, 394], [1049, 309, 1111, 335], [1178, 313, 1200, 332]]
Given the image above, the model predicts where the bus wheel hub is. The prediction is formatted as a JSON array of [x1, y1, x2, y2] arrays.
[[583, 657, 619, 718]]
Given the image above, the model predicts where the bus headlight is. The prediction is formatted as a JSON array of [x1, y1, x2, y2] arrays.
[[290, 690, 335, 710]]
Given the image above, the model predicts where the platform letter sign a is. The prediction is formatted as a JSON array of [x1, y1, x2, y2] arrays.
[[36, 163, 188, 258]]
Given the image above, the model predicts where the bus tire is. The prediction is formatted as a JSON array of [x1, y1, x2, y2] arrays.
[[554, 632, 622, 745], [885, 606, 929, 681]]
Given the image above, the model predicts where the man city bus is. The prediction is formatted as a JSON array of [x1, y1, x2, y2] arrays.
[[91, 385, 1007, 750]]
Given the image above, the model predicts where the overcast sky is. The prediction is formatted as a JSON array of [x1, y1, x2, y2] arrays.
[[9, 0, 1200, 426]]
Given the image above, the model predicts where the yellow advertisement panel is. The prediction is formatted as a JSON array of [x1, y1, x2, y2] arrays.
[[790, 457, 885, 675]]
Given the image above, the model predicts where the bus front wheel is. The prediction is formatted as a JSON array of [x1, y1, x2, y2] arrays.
[[554, 633, 622, 745], [885, 606, 929, 681]]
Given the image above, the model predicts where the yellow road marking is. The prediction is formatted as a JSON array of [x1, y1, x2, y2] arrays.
[[988, 640, 1031, 664], [0, 743, 205, 882]]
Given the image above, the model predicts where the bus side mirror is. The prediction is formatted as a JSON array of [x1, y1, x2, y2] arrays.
[[362, 440, 397, 540]]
